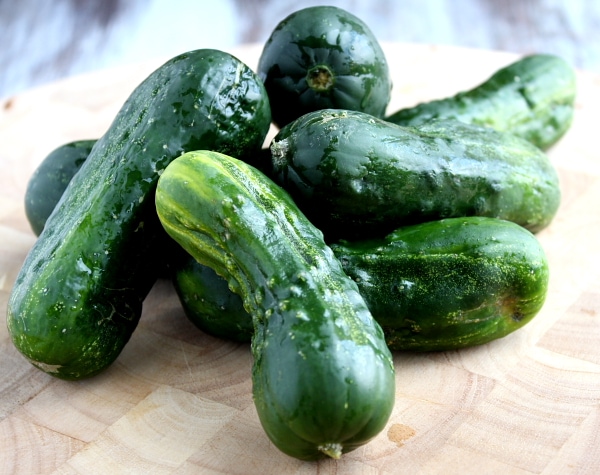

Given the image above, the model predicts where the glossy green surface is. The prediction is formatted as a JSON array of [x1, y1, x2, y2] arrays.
[[257, 6, 392, 128], [173, 255, 252, 342], [7, 49, 271, 380], [155, 150, 395, 461], [386, 54, 576, 150], [331, 217, 550, 351], [171, 217, 549, 352], [270, 109, 561, 240], [25, 139, 96, 236]]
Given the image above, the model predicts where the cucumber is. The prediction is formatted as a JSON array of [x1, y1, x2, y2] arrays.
[[269, 109, 561, 240], [386, 54, 576, 150], [22, 138, 176, 278], [173, 255, 252, 342], [25, 139, 96, 236], [7, 49, 271, 380], [155, 150, 395, 461], [257, 6, 392, 128], [170, 217, 549, 351], [331, 217, 550, 351]]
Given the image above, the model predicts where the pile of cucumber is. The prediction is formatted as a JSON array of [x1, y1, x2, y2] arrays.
[[8, 6, 575, 461]]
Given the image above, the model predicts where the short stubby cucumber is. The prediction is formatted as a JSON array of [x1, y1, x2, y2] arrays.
[[331, 217, 550, 351], [21, 137, 176, 277], [257, 5, 392, 128], [155, 150, 395, 461], [173, 254, 253, 342], [386, 54, 576, 150], [269, 109, 561, 240], [7, 49, 271, 380], [171, 217, 549, 352], [25, 139, 96, 236]]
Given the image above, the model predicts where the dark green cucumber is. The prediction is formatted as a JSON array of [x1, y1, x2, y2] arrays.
[[173, 255, 252, 342], [21, 137, 177, 278], [269, 109, 560, 240], [25, 139, 96, 236], [331, 217, 549, 351], [155, 150, 395, 461], [171, 217, 549, 351], [7, 49, 271, 380], [386, 54, 576, 150], [257, 6, 392, 128]]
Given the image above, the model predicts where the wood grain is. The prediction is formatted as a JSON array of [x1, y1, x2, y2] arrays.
[[1, 43, 599, 475]]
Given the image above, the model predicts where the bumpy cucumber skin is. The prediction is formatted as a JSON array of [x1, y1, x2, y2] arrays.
[[386, 54, 576, 150], [21, 137, 175, 278], [331, 217, 550, 351], [257, 6, 392, 128], [169, 217, 549, 351], [173, 255, 252, 342], [7, 49, 271, 380], [22, 139, 251, 329], [270, 109, 561, 240], [25, 139, 96, 236], [155, 150, 395, 461]]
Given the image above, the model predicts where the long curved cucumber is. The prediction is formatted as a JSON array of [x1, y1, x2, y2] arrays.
[[155, 150, 395, 460]]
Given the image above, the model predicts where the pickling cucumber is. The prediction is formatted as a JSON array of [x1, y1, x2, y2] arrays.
[[25, 139, 96, 236], [257, 6, 392, 128], [170, 217, 549, 352], [173, 255, 253, 342], [386, 54, 576, 150], [155, 150, 395, 461], [331, 216, 550, 351], [269, 109, 561, 240], [7, 49, 271, 380]]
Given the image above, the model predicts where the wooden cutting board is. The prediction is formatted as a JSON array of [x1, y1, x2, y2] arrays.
[[1, 43, 599, 475]]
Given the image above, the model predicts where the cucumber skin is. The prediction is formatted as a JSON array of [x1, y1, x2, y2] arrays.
[[386, 54, 576, 150], [172, 255, 253, 343], [155, 150, 395, 461], [270, 109, 561, 241], [172, 217, 549, 352], [25, 140, 96, 236], [20, 138, 254, 333], [331, 217, 550, 351], [21, 138, 178, 278], [7, 49, 271, 380], [257, 6, 392, 128]]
